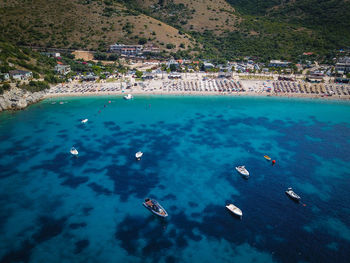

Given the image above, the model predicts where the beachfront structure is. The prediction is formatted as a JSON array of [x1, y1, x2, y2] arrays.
[[218, 72, 232, 78], [335, 57, 350, 74], [81, 74, 97, 81], [203, 62, 215, 70], [167, 59, 179, 67], [55, 64, 71, 75], [268, 60, 291, 68], [142, 73, 155, 80], [110, 44, 143, 56], [168, 73, 182, 79], [306, 74, 324, 83], [9, 70, 32, 80]]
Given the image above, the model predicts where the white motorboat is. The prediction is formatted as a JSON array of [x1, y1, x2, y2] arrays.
[[235, 165, 249, 178], [226, 204, 243, 218], [81, 118, 88, 123], [70, 147, 78, 156], [285, 187, 301, 201], [135, 151, 143, 160], [124, 94, 133, 100]]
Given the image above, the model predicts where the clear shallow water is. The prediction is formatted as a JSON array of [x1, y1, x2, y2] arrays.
[[0, 96, 350, 263]]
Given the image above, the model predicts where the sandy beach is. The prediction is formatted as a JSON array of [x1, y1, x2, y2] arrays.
[[45, 78, 350, 101]]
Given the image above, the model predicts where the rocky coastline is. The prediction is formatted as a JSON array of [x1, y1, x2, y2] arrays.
[[0, 87, 46, 112]]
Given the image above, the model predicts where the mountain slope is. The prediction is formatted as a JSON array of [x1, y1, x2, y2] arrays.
[[0, 0, 195, 51], [129, 0, 239, 33], [0, 38, 55, 76], [227, 0, 350, 47], [0, 0, 349, 61]]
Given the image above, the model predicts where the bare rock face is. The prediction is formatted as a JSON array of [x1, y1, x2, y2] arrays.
[[0, 87, 46, 112]]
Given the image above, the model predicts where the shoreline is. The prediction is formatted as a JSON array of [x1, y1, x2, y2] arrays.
[[44, 91, 350, 101], [2, 79, 350, 113], [46, 78, 350, 101]]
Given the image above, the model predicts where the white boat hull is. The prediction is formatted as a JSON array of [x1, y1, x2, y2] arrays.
[[70, 147, 78, 156], [135, 151, 143, 159], [226, 204, 242, 218], [285, 188, 301, 201], [70, 150, 78, 156], [235, 166, 249, 178], [124, 94, 133, 100]]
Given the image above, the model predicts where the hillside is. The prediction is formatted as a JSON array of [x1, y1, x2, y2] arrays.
[[129, 0, 239, 33], [0, 0, 349, 61], [0, 0, 195, 52], [0, 38, 56, 77], [191, 0, 350, 61]]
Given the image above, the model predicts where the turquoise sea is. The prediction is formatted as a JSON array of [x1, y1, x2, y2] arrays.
[[0, 96, 350, 263]]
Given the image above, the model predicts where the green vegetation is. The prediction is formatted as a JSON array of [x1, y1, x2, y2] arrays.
[[166, 43, 175, 49], [20, 80, 49, 92], [135, 70, 143, 78], [138, 37, 147, 45], [222, 0, 350, 61], [0, 83, 11, 94], [94, 52, 119, 61], [1, 0, 349, 62], [0, 39, 56, 77]]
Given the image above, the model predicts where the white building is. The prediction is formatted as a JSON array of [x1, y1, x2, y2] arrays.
[[110, 44, 143, 56], [268, 60, 291, 68], [55, 64, 71, 75], [203, 62, 215, 70], [9, 70, 32, 80], [335, 57, 350, 74]]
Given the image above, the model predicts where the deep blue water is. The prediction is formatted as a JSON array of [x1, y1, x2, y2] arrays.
[[0, 96, 350, 263]]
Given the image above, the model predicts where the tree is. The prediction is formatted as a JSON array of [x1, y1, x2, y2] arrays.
[[33, 72, 40, 79], [94, 52, 107, 60], [169, 64, 177, 72], [108, 54, 119, 61], [166, 43, 175, 49], [138, 37, 147, 45], [2, 83, 10, 90], [135, 70, 143, 78]]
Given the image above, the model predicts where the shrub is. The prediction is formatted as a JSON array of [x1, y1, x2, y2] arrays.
[[20, 81, 49, 92], [0, 83, 11, 94], [135, 70, 143, 78], [166, 43, 175, 49], [138, 37, 147, 45]]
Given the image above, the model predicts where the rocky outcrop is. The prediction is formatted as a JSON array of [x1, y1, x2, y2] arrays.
[[0, 87, 47, 112]]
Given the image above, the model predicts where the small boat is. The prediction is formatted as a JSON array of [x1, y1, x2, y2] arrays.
[[285, 187, 301, 201], [235, 166, 249, 178], [81, 119, 88, 123], [135, 151, 143, 160], [70, 147, 78, 156], [226, 203, 243, 218], [143, 198, 168, 218], [124, 94, 133, 100], [264, 155, 271, 161]]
